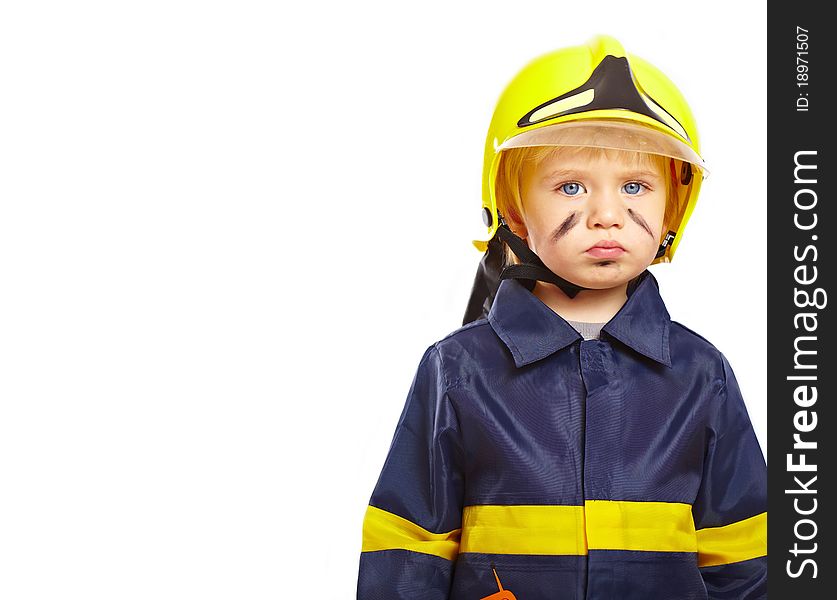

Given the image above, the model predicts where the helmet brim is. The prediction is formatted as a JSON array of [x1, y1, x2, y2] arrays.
[[497, 119, 709, 178]]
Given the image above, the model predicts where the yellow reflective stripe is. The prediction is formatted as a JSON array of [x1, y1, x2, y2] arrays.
[[585, 500, 696, 552], [461, 504, 587, 554], [362, 502, 767, 563], [461, 501, 697, 555], [361, 505, 460, 561], [696, 512, 767, 567]]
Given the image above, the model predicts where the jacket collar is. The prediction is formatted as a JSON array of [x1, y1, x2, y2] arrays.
[[487, 269, 672, 368]]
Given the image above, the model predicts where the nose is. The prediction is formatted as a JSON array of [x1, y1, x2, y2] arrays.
[[586, 187, 625, 230]]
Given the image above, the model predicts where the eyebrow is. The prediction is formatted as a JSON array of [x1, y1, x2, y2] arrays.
[[540, 169, 580, 183], [541, 168, 664, 183]]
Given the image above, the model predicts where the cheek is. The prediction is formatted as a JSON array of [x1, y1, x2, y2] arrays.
[[652, 190, 668, 223], [523, 200, 570, 234], [537, 207, 579, 239], [635, 194, 667, 232], [651, 203, 667, 234], [537, 205, 573, 228]]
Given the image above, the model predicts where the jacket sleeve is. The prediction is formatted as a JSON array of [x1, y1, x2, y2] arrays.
[[692, 352, 767, 599], [357, 344, 465, 600]]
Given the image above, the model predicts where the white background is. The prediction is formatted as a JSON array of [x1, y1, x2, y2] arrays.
[[0, 1, 765, 598]]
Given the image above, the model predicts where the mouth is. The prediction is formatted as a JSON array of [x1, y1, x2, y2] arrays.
[[586, 240, 625, 258]]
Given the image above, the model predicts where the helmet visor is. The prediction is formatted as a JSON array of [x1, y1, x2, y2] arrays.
[[497, 119, 709, 177]]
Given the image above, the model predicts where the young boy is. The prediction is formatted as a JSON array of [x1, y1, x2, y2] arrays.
[[357, 35, 767, 600]]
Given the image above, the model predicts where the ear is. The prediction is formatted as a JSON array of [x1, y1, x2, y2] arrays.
[[504, 206, 529, 240]]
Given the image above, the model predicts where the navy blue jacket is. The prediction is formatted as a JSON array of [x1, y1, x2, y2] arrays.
[[358, 269, 767, 599]]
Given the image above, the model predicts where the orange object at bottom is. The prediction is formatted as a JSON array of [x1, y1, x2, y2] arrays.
[[479, 567, 518, 600]]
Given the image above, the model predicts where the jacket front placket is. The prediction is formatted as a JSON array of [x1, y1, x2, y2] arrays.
[[577, 337, 623, 599]]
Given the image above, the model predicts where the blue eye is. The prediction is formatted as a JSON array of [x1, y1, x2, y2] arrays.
[[623, 182, 645, 195], [559, 182, 585, 196]]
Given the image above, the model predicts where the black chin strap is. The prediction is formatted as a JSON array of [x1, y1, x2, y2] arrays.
[[494, 222, 590, 298], [462, 216, 590, 325]]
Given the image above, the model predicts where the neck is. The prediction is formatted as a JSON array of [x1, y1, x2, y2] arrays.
[[532, 280, 630, 323]]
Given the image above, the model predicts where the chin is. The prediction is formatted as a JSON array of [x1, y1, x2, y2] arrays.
[[561, 264, 644, 290]]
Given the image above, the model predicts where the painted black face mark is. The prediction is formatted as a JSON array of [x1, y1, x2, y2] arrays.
[[627, 208, 655, 238], [551, 211, 580, 242]]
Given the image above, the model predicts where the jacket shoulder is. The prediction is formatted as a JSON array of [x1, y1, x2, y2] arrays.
[[436, 317, 492, 343], [670, 320, 718, 348], [427, 317, 505, 389], [669, 320, 727, 376], [671, 321, 720, 352]]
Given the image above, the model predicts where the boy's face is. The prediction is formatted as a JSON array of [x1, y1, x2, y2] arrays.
[[516, 149, 668, 292]]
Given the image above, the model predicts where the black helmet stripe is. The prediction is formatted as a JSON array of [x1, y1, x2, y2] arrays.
[[517, 55, 690, 143]]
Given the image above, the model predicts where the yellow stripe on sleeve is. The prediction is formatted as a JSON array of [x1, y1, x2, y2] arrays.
[[696, 512, 767, 567], [361, 504, 461, 561]]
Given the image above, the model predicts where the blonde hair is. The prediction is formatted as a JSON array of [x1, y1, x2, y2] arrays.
[[494, 146, 683, 266]]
